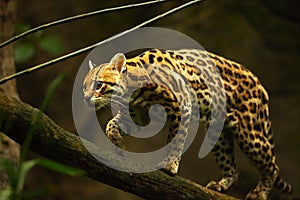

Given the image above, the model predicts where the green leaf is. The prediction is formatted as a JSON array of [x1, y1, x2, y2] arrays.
[[14, 42, 35, 64], [39, 35, 63, 55], [19, 160, 38, 179], [17, 158, 85, 191], [17, 160, 40, 191], [39, 74, 64, 112], [34, 159, 85, 176], [0, 189, 13, 200], [20, 75, 64, 162], [15, 23, 31, 34], [0, 159, 18, 189]]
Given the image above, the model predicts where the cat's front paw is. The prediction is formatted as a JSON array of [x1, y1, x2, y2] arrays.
[[158, 161, 178, 176], [245, 189, 268, 200], [206, 180, 226, 192]]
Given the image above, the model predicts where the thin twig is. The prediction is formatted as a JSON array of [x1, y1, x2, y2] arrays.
[[0, 0, 172, 48], [0, 0, 203, 85]]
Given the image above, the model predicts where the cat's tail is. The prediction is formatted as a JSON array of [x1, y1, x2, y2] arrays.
[[275, 175, 293, 194]]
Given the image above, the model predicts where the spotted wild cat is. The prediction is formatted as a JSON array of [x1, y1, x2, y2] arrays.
[[83, 48, 292, 200]]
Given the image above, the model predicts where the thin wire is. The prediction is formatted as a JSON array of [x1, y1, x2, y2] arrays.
[[0, 0, 171, 48], [0, 0, 203, 85]]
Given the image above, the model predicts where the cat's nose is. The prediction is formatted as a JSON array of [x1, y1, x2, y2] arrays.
[[84, 94, 93, 103]]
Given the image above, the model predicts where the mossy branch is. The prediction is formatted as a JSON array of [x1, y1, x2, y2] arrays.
[[0, 92, 239, 200]]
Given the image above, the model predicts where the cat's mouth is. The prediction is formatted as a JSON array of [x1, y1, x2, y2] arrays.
[[83, 98, 96, 110], [83, 94, 93, 104], [84, 96, 112, 111]]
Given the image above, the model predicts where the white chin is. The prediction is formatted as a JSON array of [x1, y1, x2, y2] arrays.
[[94, 101, 108, 111], [94, 104, 102, 111], [84, 100, 99, 110]]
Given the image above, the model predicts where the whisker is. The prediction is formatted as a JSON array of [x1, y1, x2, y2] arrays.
[[110, 99, 127, 110], [97, 96, 127, 111], [111, 95, 128, 103]]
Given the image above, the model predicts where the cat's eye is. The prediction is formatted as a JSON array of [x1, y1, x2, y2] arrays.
[[96, 81, 103, 89]]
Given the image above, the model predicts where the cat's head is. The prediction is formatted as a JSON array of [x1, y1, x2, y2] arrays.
[[83, 53, 127, 110]]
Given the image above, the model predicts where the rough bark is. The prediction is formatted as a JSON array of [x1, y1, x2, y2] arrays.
[[0, 92, 239, 200], [0, 0, 20, 189]]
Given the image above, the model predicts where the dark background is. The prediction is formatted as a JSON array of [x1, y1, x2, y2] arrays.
[[14, 0, 299, 199]]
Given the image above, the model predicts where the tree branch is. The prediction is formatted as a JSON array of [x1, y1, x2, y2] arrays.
[[0, 0, 20, 189], [0, 92, 239, 200]]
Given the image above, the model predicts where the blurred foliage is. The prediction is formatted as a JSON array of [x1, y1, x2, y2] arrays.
[[14, 23, 63, 64], [0, 75, 84, 200], [12, 0, 300, 199]]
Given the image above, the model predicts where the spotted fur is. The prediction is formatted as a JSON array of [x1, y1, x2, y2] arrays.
[[83, 49, 292, 200]]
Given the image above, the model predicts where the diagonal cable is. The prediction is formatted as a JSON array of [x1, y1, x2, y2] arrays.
[[0, 0, 203, 85], [0, 0, 172, 48]]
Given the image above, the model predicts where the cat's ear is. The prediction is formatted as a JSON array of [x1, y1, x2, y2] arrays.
[[110, 53, 126, 73], [88, 60, 97, 71]]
